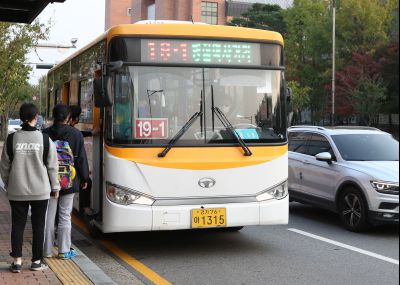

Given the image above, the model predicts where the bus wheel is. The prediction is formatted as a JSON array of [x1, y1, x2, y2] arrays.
[[86, 218, 103, 239], [222, 226, 244, 232]]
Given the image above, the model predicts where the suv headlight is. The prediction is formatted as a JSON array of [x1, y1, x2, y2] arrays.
[[106, 182, 155, 205], [371, 181, 399, 195], [256, 181, 288, 201]]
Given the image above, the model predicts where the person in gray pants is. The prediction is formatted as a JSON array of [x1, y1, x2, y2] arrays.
[[43, 104, 89, 259]]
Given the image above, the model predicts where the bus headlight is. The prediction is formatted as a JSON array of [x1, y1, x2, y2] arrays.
[[106, 182, 155, 206], [256, 181, 288, 201]]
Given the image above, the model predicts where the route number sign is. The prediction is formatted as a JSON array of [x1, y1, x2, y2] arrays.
[[135, 119, 168, 139]]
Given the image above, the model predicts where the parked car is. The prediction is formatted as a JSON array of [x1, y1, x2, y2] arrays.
[[288, 126, 399, 232], [36, 115, 45, 130], [8, 119, 22, 134]]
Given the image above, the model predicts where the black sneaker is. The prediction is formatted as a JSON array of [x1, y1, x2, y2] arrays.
[[31, 260, 48, 271], [10, 262, 22, 273]]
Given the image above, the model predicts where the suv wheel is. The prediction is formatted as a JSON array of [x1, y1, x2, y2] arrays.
[[338, 187, 368, 232]]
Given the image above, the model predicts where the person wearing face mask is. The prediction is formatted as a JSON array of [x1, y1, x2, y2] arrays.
[[43, 104, 89, 260]]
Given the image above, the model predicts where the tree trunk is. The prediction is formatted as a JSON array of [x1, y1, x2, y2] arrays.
[[0, 114, 9, 141]]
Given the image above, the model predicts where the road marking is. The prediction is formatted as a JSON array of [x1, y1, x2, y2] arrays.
[[99, 239, 172, 285], [288, 228, 399, 265], [72, 215, 172, 285]]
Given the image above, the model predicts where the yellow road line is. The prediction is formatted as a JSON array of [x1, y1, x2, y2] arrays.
[[72, 215, 172, 285]]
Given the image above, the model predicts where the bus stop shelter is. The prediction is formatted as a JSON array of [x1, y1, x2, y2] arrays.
[[0, 0, 65, 23]]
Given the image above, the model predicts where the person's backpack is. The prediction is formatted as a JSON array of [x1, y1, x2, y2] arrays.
[[6, 132, 49, 166], [53, 138, 76, 190]]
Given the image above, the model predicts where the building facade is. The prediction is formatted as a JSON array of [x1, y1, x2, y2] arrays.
[[130, 0, 226, 26], [105, 0, 133, 29], [105, 0, 292, 29]]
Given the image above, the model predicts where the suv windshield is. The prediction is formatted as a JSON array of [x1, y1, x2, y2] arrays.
[[106, 66, 286, 146], [332, 134, 399, 161]]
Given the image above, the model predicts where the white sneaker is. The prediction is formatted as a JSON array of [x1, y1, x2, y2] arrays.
[[31, 260, 49, 271]]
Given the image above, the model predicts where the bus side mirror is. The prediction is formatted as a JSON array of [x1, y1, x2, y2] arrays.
[[286, 87, 293, 113], [93, 61, 123, 107], [93, 75, 112, 107]]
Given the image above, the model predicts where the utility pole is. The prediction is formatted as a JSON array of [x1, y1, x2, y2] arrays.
[[332, 0, 336, 126]]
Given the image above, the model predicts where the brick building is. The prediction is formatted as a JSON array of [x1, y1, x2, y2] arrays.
[[105, 0, 292, 29]]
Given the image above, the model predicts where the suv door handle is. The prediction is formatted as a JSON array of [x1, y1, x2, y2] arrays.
[[303, 160, 311, 165]]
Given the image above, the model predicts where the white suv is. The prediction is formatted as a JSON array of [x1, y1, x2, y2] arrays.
[[288, 126, 399, 232]]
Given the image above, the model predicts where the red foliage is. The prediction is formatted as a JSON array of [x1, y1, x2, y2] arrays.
[[326, 52, 383, 116]]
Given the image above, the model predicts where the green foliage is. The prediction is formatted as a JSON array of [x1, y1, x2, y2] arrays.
[[0, 21, 49, 138], [283, 0, 397, 122], [288, 81, 311, 110], [284, 0, 332, 120], [375, 41, 399, 114], [350, 78, 387, 125], [288, 80, 312, 124], [336, 0, 398, 64], [227, 4, 286, 35]]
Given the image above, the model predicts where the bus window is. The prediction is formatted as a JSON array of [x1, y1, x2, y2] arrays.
[[113, 74, 134, 139], [79, 79, 93, 123]]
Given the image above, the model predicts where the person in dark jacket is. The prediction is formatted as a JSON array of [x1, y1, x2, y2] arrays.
[[43, 104, 89, 260], [69, 105, 94, 217], [0, 103, 60, 272]]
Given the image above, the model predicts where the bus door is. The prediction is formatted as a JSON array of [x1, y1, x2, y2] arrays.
[[62, 82, 70, 105]]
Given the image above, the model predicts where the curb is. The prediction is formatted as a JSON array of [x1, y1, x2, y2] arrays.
[[71, 243, 117, 285]]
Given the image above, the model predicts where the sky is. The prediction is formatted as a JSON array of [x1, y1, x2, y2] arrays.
[[28, 0, 106, 84]]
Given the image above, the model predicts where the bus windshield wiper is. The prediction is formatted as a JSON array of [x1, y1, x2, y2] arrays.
[[210, 85, 251, 156], [158, 110, 203, 158], [212, 106, 252, 156]]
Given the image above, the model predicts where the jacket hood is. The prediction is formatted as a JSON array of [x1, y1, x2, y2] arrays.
[[48, 124, 70, 140]]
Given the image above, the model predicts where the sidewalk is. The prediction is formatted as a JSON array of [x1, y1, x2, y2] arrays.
[[0, 188, 116, 285], [0, 190, 62, 285]]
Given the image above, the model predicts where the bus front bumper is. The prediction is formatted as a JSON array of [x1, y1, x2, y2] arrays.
[[102, 196, 289, 233]]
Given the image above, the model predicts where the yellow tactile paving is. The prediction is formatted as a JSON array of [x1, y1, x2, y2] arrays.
[[45, 257, 93, 285]]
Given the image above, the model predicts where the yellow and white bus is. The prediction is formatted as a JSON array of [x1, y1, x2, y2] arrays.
[[46, 22, 290, 233]]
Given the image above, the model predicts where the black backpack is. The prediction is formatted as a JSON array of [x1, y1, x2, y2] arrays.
[[6, 132, 50, 166]]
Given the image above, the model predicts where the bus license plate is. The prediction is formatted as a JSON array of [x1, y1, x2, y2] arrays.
[[191, 208, 227, 228]]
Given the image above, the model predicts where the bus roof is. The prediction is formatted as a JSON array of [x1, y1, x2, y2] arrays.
[[106, 23, 283, 45], [49, 23, 283, 74]]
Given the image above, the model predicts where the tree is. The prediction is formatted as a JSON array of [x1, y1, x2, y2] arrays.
[[350, 78, 386, 125], [375, 41, 399, 115], [227, 3, 286, 35], [336, 0, 398, 64], [0, 21, 48, 139], [287, 80, 311, 124], [332, 51, 382, 119], [284, 0, 397, 123], [284, 0, 331, 123]]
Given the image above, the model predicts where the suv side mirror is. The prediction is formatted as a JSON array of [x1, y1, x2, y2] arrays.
[[315, 152, 333, 164]]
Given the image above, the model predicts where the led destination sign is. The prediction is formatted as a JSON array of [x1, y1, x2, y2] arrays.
[[141, 39, 261, 66]]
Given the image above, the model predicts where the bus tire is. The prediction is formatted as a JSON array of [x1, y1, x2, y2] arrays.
[[86, 218, 104, 239]]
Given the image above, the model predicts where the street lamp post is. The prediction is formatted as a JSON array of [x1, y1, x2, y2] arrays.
[[332, 0, 336, 126]]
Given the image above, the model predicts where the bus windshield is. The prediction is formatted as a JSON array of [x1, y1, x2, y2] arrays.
[[106, 66, 286, 146]]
